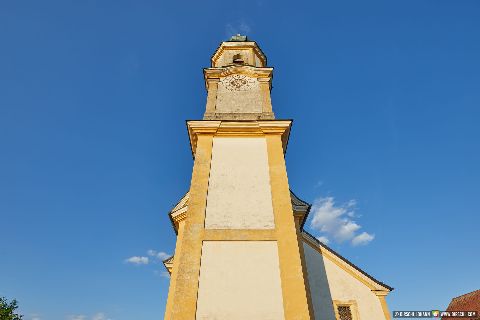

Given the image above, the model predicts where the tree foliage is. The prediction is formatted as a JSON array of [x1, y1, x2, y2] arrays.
[[0, 297, 23, 320]]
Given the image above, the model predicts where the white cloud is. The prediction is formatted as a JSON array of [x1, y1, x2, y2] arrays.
[[124, 256, 149, 265], [225, 21, 252, 37], [92, 313, 111, 320], [309, 196, 374, 246], [316, 236, 330, 244], [335, 220, 361, 242], [125, 249, 170, 267], [154, 270, 171, 278], [147, 250, 170, 261], [352, 232, 375, 246], [30, 314, 41, 320], [315, 180, 324, 188], [67, 313, 110, 320]]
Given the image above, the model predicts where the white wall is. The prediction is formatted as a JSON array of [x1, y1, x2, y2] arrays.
[[196, 241, 285, 320], [303, 242, 386, 320], [303, 243, 337, 320], [205, 137, 274, 229]]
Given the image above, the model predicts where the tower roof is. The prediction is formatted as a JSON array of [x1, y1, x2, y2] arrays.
[[210, 35, 267, 68], [445, 290, 480, 318]]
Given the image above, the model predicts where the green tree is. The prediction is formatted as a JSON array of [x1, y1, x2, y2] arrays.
[[0, 297, 23, 320]]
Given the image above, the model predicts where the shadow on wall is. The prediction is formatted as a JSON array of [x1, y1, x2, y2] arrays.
[[303, 242, 337, 320]]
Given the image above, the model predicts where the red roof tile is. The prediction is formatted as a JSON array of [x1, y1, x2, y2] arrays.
[[443, 290, 480, 320]]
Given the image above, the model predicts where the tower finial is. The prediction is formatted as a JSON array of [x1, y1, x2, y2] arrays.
[[229, 34, 248, 42]]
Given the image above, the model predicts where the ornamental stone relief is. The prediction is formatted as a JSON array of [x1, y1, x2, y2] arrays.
[[220, 74, 258, 91]]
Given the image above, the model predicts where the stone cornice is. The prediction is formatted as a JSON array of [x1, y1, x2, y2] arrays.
[[203, 66, 273, 90], [186, 120, 292, 159], [171, 208, 187, 225], [372, 290, 390, 297], [204, 66, 273, 78], [163, 255, 174, 274]]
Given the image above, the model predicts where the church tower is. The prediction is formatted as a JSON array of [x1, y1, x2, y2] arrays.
[[163, 35, 392, 320], [164, 35, 313, 319]]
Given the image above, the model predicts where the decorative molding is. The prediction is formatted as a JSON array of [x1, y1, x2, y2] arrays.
[[186, 120, 292, 158], [171, 210, 187, 228], [220, 74, 258, 91], [163, 256, 174, 274], [373, 290, 390, 297], [291, 191, 311, 226], [204, 65, 273, 80], [203, 112, 275, 121]]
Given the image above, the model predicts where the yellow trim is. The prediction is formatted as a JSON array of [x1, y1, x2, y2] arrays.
[[375, 293, 391, 320], [164, 258, 174, 274], [170, 210, 187, 231], [333, 300, 360, 320], [266, 134, 314, 319], [295, 217, 316, 319], [167, 134, 214, 320], [164, 221, 186, 319], [203, 229, 276, 240], [187, 120, 291, 157]]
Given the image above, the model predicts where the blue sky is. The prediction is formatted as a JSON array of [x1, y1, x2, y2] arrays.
[[1, 0, 479, 319]]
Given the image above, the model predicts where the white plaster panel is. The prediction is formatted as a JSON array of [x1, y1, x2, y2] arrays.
[[303, 242, 386, 320], [205, 137, 274, 229], [196, 241, 285, 320], [216, 75, 263, 114]]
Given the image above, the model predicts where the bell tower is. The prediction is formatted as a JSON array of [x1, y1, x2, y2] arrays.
[[164, 35, 314, 320], [203, 34, 274, 120]]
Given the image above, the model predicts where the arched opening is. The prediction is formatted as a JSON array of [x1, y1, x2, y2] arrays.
[[232, 53, 245, 65]]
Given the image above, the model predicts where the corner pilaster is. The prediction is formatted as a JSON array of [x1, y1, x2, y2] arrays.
[[374, 291, 391, 320], [167, 133, 214, 320], [266, 133, 315, 319]]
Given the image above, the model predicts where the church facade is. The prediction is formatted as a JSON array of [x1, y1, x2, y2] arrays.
[[163, 35, 392, 320]]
